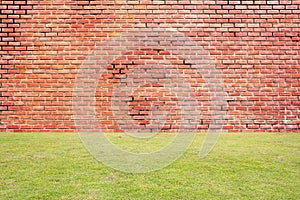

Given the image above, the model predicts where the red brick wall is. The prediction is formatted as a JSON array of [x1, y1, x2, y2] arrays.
[[1, 0, 299, 132]]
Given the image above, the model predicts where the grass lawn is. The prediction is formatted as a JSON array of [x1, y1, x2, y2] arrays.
[[0, 132, 299, 199]]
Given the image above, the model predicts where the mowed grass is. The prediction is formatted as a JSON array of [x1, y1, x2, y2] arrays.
[[0, 132, 299, 200]]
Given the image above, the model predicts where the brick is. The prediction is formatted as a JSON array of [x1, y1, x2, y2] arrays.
[[0, 0, 299, 132]]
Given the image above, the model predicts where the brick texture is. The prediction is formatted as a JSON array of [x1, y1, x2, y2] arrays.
[[0, 0, 299, 132]]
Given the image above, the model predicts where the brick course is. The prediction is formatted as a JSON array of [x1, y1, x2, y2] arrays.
[[0, 0, 299, 132]]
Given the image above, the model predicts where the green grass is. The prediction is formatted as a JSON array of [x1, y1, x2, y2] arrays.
[[1, 132, 299, 199]]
